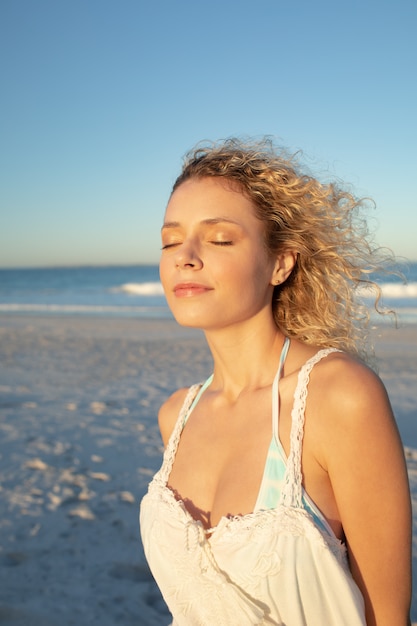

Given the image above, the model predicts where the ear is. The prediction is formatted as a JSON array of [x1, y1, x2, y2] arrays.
[[270, 250, 297, 286]]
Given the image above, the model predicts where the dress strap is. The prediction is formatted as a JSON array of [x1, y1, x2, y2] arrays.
[[183, 374, 213, 427], [157, 382, 204, 484], [280, 347, 341, 508], [272, 336, 291, 444]]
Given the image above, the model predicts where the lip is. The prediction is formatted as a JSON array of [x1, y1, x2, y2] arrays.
[[173, 282, 212, 297]]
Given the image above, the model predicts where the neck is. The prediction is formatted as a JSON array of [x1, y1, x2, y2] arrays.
[[203, 315, 287, 398]]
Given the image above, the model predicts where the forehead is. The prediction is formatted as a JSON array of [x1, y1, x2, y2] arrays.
[[165, 177, 257, 223]]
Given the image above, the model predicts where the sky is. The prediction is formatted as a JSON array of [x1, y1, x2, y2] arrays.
[[1, 0, 416, 268]]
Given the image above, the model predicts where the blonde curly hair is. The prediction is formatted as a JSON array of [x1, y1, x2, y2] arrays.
[[172, 138, 396, 359]]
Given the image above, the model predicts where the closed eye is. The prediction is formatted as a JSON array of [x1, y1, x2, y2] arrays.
[[210, 241, 233, 246], [161, 242, 181, 250]]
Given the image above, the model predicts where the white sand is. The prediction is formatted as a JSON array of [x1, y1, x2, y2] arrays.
[[0, 315, 416, 624]]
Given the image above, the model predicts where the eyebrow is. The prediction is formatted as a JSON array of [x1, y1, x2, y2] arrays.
[[161, 217, 241, 231]]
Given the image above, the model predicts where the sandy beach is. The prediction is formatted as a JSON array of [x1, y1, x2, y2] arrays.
[[0, 315, 416, 625]]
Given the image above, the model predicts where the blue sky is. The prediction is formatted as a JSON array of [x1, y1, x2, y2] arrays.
[[1, 0, 416, 267]]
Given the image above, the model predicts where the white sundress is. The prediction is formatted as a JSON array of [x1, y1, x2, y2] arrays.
[[140, 348, 366, 625]]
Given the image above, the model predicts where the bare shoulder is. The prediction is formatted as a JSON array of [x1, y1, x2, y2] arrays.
[[311, 351, 391, 424], [158, 387, 190, 447], [307, 350, 402, 467]]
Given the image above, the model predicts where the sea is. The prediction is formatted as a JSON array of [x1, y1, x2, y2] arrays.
[[1, 263, 417, 323]]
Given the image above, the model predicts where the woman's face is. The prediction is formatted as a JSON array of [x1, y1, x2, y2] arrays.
[[159, 177, 279, 331]]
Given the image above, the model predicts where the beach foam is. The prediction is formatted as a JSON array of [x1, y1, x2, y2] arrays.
[[381, 282, 417, 298], [113, 282, 165, 296], [0, 303, 169, 317], [358, 281, 417, 298]]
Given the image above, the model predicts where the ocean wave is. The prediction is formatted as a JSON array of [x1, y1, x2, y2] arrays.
[[380, 282, 417, 298], [358, 282, 417, 299], [111, 282, 165, 296]]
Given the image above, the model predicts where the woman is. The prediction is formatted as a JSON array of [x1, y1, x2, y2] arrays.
[[140, 139, 411, 625]]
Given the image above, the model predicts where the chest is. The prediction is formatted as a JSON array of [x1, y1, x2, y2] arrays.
[[167, 386, 295, 527]]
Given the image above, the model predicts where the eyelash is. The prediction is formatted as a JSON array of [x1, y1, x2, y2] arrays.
[[161, 241, 233, 250], [161, 243, 179, 250]]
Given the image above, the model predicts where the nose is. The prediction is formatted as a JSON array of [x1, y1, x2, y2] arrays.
[[175, 240, 203, 270]]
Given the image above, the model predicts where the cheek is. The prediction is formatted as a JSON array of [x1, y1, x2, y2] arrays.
[[214, 253, 267, 286]]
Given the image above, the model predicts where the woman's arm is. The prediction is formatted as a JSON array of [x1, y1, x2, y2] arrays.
[[321, 360, 412, 625]]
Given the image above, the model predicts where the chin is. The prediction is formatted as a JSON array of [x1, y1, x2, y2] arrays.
[[170, 312, 206, 329], [167, 301, 211, 329]]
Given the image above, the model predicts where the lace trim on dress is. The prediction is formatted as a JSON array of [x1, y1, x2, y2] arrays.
[[155, 383, 202, 487], [280, 348, 340, 508], [147, 476, 347, 564]]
